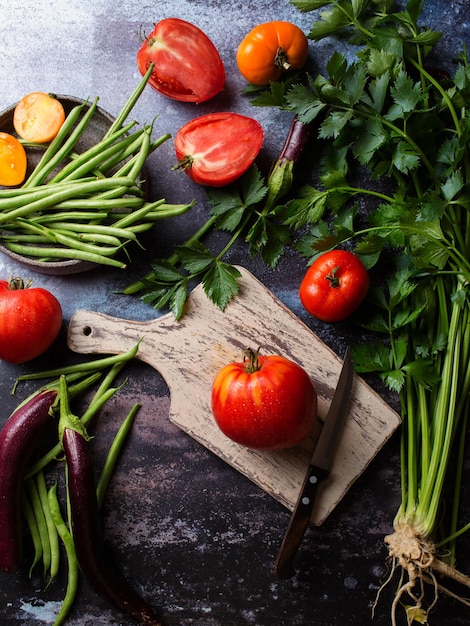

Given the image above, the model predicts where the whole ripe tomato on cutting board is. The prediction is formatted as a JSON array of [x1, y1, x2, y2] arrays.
[[211, 348, 318, 450]]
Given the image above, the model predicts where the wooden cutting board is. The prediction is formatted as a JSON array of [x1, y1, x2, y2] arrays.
[[67, 266, 400, 525]]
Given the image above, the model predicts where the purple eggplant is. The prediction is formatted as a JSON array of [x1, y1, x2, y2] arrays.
[[62, 424, 162, 625], [0, 388, 58, 572], [277, 114, 314, 167], [264, 115, 315, 211]]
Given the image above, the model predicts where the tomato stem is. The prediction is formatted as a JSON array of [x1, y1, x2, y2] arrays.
[[173, 155, 193, 172], [243, 347, 262, 373], [326, 266, 341, 288], [274, 47, 291, 72], [7, 277, 31, 291]]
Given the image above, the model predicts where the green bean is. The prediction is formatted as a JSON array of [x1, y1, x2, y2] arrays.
[[24, 102, 88, 187], [150, 132, 173, 152], [52, 231, 125, 257], [94, 128, 151, 176], [133, 202, 194, 222], [103, 64, 153, 139], [55, 227, 122, 246], [20, 140, 50, 149], [95, 128, 149, 172], [8, 219, 124, 257], [0, 177, 96, 202], [105, 153, 142, 180], [28, 211, 109, 224], [65, 177, 145, 202], [36, 471, 60, 588], [83, 363, 133, 424], [21, 491, 43, 577], [48, 483, 79, 626], [24, 98, 100, 188], [112, 197, 166, 228], [3, 241, 127, 267], [1, 234, 50, 243], [45, 221, 139, 242], [11, 369, 102, 400], [26, 477, 51, 578], [96, 403, 140, 507], [106, 203, 192, 232], [64, 231, 123, 247], [103, 119, 139, 141], [0, 177, 136, 223], [90, 154, 151, 201], [92, 125, 152, 193], [52, 129, 147, 184], [18, 343, 140, 383], [49, 195, 144, 210], [81, 128, 159, 201], [48, 120, 140, 183]]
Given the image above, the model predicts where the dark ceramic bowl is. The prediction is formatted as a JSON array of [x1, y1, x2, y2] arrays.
[[0, 96, 116, 275]]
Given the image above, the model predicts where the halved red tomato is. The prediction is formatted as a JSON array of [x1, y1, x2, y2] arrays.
[[174, 112, 264, 187], [137, 18, 225, 103]]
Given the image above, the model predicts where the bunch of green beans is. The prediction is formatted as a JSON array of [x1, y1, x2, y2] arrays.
[[0, 66, 192, 268], [16, 345, 142, 625]]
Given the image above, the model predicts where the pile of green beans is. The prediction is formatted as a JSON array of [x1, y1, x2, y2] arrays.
[[0, 66, 192, 268], [16, 346, 142, 625]]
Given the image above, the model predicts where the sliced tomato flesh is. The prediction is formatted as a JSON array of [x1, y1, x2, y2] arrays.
[[174, 112, 264, 187], [137, 18, 225, 103]]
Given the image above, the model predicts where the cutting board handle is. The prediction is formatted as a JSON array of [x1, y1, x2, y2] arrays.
[[68, 310, 162, 364], [67, 308, 200, 383]]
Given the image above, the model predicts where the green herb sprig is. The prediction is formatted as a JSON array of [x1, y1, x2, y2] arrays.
[[123, 125, 308, 319], [274, 0, 470, 622]]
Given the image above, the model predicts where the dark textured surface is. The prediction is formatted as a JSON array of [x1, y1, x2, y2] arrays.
[[0, 1, 469, 625]]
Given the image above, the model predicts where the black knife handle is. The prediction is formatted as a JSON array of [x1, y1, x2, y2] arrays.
[[274, 465, 329, 580]]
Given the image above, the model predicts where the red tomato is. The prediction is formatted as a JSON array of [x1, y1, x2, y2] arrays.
[[136, 18, 225, 103], [211, 349, 317, 450], [174, 112, 264, 187], [299, 250, 369, 322], [0, 277, 62, 364]]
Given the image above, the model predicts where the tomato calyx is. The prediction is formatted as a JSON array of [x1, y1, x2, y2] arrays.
[[274, 47, 291, 72], [326, 266, 341, 289], [173, 155, 194, 173], [243, 347, 262, 373], [7, 277, 32, 291]]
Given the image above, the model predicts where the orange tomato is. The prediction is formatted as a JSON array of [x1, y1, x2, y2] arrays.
[[236, 21, 308, 86], [13, 92, 65, 143], [0, 132, 27, 186]]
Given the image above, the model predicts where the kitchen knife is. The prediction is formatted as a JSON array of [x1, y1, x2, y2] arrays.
[[274, 346, 354, 579]]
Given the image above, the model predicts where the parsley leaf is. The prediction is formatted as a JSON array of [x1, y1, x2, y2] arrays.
[[202, 262, 241, 310]]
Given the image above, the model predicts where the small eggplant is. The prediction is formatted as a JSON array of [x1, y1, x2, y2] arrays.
[[0, 388, 58, 572], [277, 114, 315, 167], [264, 114, 315, 212], [63, 427, 163, 626]]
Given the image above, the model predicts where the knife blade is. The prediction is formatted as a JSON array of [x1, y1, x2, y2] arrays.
[[274, 346, 354, 579]]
